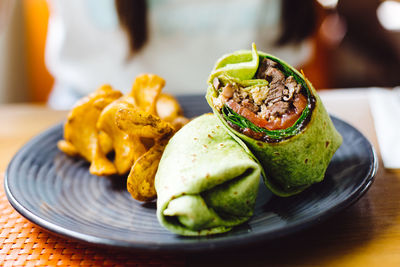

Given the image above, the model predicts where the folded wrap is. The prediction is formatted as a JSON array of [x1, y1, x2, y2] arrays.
[[155, 114, 261, 236]]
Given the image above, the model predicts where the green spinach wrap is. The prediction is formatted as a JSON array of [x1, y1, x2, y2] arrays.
[[155, 114, 261, 236], [206, 43, 342, 197]]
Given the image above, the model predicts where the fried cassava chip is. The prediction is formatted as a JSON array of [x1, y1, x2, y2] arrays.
[[126, 138, 170, 201], [97, 100, 147, 175], [58, 85, 122, 176], [58, 74, 189, 202], [115, 103, 174, 201], [156, 93, 190, 130], [131, 74, 165, 115]]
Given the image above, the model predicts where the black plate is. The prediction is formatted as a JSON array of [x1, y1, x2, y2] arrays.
[[4, 95, 377, 252]]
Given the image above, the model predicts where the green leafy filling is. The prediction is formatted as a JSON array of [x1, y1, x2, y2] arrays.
[[217, 74, 269, 89], [222, 105, 309, 139]]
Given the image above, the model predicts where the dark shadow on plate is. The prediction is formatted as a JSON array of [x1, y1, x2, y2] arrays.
[[141, 201, 157, 209], [104, 174, 128, 191]]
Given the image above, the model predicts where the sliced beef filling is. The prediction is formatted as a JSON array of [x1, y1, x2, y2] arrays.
[[255, 58, 303, 119], [214, 58, 307, 133]]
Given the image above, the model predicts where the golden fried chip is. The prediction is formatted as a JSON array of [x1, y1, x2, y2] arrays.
[[116, 106, 174, 139], [58, 73, 189, 202], [170, 116, 190, 131], [156, 93, 190, 130], [128, 74, 189, 131], [114, 101, 174, 201], [89, 141, 118, 176], [156, 93, 182, 121], [62, 84, 122, 176], [126, 138, 169, 201], [57, 140, 78, 157], [97, 100, 147, 175], [98, 131, 113, 155], [130, 74, 165, 115]]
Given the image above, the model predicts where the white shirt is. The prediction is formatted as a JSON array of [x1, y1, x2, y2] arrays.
[[46, 0, 311, 109]]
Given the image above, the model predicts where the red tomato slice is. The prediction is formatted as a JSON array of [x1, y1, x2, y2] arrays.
[[226, 100, 274, 129]]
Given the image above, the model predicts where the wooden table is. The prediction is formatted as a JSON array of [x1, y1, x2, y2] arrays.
[[1, 89, 399, 266]]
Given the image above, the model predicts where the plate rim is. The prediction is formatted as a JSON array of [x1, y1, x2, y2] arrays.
[[4, 116, 378, 252]]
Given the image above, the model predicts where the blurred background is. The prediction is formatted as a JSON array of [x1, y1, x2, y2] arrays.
[[0, 0, 399, 106]]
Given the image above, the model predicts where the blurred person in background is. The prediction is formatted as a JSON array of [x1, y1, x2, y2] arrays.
[[45, 0, 318, 109], [330, 0, 400, 88]]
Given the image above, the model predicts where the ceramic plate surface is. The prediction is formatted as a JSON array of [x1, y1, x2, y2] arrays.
[[4, 95, 377, 252]]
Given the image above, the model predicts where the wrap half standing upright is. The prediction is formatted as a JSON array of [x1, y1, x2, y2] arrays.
[[206, 43, 342, 196]]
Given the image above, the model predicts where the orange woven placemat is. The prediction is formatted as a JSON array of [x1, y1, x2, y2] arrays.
[[0, 174, 184, 267]]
